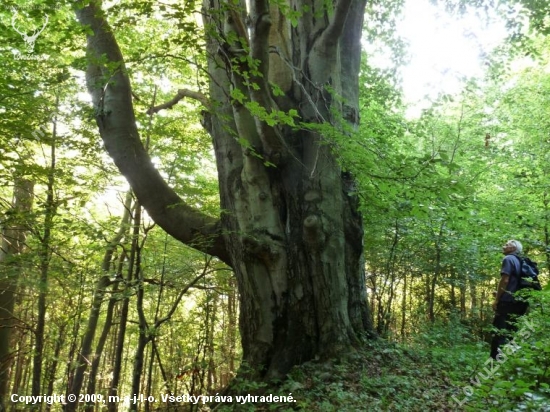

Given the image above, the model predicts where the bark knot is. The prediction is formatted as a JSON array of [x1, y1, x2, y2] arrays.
[[303, 214, 325, 246]]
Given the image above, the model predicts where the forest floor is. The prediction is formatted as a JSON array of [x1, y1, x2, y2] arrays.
[[211, 339, 481, 412], [271, 340, 477, 412], [214, 326, 550, 412]]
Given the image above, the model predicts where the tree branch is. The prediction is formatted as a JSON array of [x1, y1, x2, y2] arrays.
[[309, 0, 355, 82], [242, 0, 286, 162], [155, 260, 211, 327], [249, 0, 271, 78], [339, 0, 367, 121], [75, 0, 230, 265], [146, 89, 209, 115], [322, 0, 353, 48]]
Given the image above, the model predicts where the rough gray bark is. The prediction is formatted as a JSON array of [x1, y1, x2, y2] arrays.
[[76, 0, 372, 380]]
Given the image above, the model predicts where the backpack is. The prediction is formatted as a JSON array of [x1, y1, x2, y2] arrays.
[[512, 255, 542, 291]]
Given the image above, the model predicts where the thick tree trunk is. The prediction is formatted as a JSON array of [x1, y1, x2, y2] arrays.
[[202, 0, 372, 379], [76, 0, 372, 381]]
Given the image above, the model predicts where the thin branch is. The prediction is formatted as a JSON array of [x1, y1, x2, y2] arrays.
[[155, 256, 213, 327], [146, 89, 209, 115]]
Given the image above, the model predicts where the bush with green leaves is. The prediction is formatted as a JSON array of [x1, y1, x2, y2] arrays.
[[455, 289, 550, 411], [412, 310, 476, 348]]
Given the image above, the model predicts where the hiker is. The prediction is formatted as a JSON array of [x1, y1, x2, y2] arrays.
[[490, 239, 530, 359]]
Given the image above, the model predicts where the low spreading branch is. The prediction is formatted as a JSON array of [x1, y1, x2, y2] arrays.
[[75, 1, 230, 265]]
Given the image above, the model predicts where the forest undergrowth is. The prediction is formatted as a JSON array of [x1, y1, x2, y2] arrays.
[[216, 341, 472, 411], [215, 293, 550, 412]]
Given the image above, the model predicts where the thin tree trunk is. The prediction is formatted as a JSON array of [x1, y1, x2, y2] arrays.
[[450, 267, 457, 309], [32, 104, 58, 400], [207, 293, 217, 391], [67, 192, 132, 412], [429, 274, 438, 323], [400, 273, 407, 341], [65, 273, 85, 401], [151, 341, 177, 409], [470, 281, 478, 317], [460, 279, 466, 319], [543, 191, 550, 272], [0, 177, 34, 410], [227, 278, 237, 381], [11, 341, 24, 401], [195, 292, 212, 397], [145, 230, 170, 412], [86, 212, 132, 412], [19, 335, 31, 397], [44, 325, 65, 412], [144, 341, 155, 412], [129, 201, 147, 412], [84, 278, 120, 412], [65, 276, 112, 410], [382, 220, 400, 335], [11, 317, 33, 405], [107, 224, 139, 411], [129, 338, 148, 412], [428, 226, 443, 323]]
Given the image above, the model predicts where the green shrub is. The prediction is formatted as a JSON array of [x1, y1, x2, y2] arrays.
[[453, 290, 550, 411]]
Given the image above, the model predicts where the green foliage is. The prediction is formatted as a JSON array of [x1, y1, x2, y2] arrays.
[[3, 0, 550, 407], [460, 291, 550, 411], [353, 32, 550, 339], [412, 311, 476, 348]]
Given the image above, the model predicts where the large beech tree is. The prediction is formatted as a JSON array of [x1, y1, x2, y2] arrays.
[[76, 0, 372, 379]]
